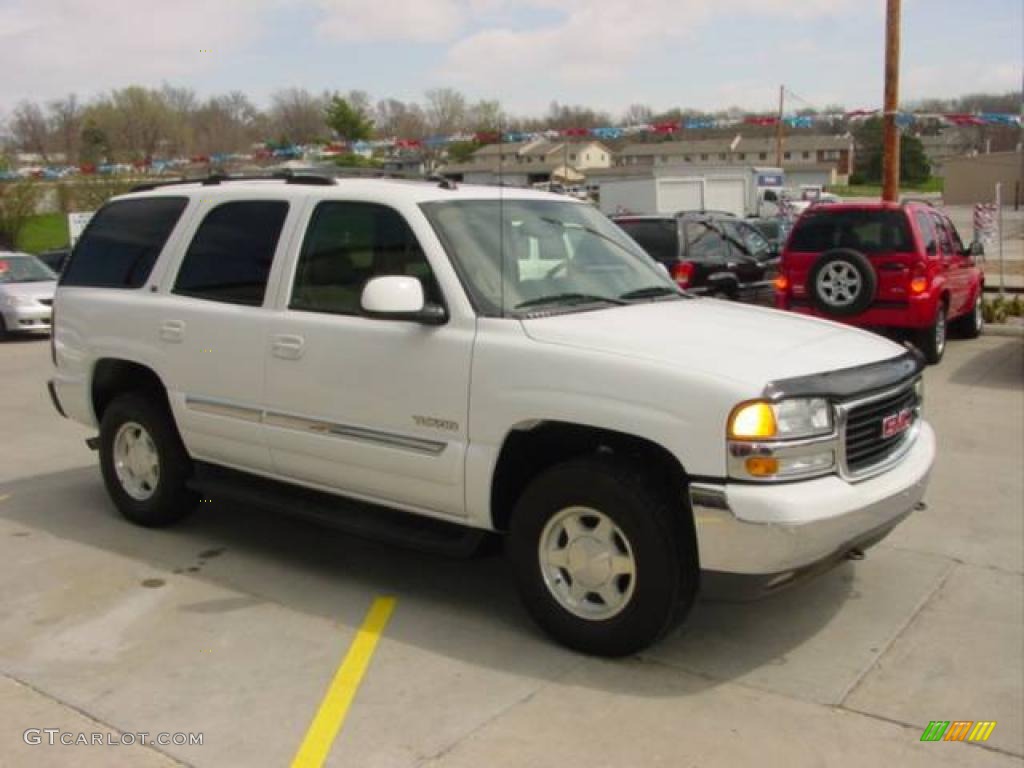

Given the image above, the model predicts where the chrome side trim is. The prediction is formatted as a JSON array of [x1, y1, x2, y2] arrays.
[[185, 396, 263, 423], [263, 411, 447, 456], [185, 396, 448, 456]]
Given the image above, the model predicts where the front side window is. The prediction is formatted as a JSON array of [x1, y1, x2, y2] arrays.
[[62, 197, 188, 288], [291, 202, 440, 316], [174, 200, 289, 306], [723, 221, 772, 260], [615, 219, 679, 263], [422, 199, 674, 316]]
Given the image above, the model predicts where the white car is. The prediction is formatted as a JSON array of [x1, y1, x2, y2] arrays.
[[49, 175, 934, 656], [0, 252, 57, 337]]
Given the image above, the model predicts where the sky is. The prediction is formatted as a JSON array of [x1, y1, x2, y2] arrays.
[[0, 0, 1020, 118]]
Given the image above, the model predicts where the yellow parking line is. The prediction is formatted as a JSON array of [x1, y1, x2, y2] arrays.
[[291, 597, 396, 768]]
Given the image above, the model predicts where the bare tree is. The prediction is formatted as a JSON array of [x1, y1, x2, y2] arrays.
[[375, 99, 427, 139], [8, 102, 51, 161], [468, 99, 504, 132], [269, 88, 326, 145], [425, 88, 467, 135], [622, 103, 653, 126], [48, 95, 82, 164]]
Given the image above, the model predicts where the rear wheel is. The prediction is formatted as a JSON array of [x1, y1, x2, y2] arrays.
[[951, 292, 983, 339], [916, 302, 947, 364], [508, 455, 697, 657], [99, 392, 197, 527], [807, 249, 877, 317]]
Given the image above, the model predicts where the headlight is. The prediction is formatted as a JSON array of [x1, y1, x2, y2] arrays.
[[0, 294, 31, 308], [728, 398, 832, 440]]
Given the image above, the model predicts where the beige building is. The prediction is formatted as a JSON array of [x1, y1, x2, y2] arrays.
[[442, 139, 612, 186], [615, 134, 854, 186], [943, 151, 1023, 206]]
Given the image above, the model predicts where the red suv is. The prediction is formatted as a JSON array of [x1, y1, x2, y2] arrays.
[[775, 202, 984, 363]]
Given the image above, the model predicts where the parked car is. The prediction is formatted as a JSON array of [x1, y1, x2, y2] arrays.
[[613, 212, 779, 304], [37, 248, 72, 275], [0, 252, 57, 337], [775, 201, 984, 363], [50, 175, 935, 656]]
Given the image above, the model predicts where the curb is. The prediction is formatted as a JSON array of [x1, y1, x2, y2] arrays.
[[983, 324, 1024, 338]]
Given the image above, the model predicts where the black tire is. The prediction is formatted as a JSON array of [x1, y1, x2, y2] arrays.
[[508, 455, 698, 657], [950, 291, 983, 339], [99, 392, 197, 527], [807, 249, 877, 317], [916, 301, 948, 365], [0, 315, 8, 340]]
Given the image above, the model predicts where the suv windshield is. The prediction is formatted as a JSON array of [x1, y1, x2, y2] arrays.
[[0, 255, 56, 284], [421, 199, 677, 316], [788, 209, 912, 254]]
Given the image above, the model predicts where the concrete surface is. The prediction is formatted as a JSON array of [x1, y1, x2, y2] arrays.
[[0, 332, 1021, 767]]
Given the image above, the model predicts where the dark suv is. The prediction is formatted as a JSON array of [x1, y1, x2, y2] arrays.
[[612, 212, 779, 304], [775, 202, 984, 363]]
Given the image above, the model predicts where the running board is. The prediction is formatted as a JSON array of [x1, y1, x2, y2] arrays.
[[187, 462, 487, 558]]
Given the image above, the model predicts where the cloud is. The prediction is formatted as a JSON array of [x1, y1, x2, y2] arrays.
[[437, 0, 859, 90], [313, 0, 466, 43], [0, 0, 270, 105]]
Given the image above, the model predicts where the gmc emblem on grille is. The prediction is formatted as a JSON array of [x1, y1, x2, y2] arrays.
[[881, 408, 913, 439]]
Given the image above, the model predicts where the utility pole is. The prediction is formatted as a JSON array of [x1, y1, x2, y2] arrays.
[[774, 85, 785, 168], [882, 0, 902, 202]]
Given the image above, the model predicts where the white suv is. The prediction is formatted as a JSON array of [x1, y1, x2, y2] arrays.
[[49, 174, 935, 656]]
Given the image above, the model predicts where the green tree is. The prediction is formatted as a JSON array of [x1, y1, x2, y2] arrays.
[[79, 119, 110, 165], [0, 180, 43, 250], [324, 96, 373, 143], [853, 117, 931, 185], [446, 140, 479, 163]]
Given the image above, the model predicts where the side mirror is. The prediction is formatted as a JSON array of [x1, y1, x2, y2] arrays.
[[969, 240, 985, 258], [361, 275, 447, 325]]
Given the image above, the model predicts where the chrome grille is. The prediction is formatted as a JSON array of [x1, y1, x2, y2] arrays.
[[840, 380, 920, 477]]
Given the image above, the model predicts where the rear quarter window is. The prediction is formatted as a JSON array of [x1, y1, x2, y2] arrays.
[[615, 219, 678, 262], [61, 197, 188, 288], [788, 210, 912, 254]]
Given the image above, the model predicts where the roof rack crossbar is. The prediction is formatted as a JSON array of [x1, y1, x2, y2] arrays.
[[129, 168, 458, 193]]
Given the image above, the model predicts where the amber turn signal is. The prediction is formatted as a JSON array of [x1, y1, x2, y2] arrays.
[[745, 457, 779, 477], [773, 274, 789, 292]]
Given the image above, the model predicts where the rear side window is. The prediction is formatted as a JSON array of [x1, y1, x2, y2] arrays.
[[174, 201, 289, 306], [915, 212, 937, 254], [788, 210, 912, 254], [61, 197, 188, 288], [615, 219, 678, 262], [683, 221, 729, 262]]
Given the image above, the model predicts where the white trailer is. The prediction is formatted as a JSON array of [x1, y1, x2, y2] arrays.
[[596, 166, 784, 218]]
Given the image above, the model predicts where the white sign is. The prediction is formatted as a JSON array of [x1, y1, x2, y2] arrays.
[[67, 211, 95, 247]]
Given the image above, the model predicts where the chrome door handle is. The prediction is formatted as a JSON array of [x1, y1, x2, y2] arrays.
[[271, 334, 305, 360], [159, 320, 185, 343]]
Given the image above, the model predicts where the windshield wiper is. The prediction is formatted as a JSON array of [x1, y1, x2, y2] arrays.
[[619, 285, 683, 301], [515, 292, 626, 310]]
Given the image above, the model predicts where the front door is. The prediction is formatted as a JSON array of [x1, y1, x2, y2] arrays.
[[262, 200, 474, 519]]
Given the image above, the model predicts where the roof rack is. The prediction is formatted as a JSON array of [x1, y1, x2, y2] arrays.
[[899, 197, 937, 208], [130, 167, 458, 193]]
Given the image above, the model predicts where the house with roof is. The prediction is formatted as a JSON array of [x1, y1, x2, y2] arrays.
[[442, 139, 613, 186], [614, 134, 855, 187]]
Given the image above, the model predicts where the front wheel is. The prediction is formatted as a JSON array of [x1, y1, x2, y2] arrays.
[[99, 392, 197, 527], [508, 455, 697, 656], [916, 302, 947, 364]]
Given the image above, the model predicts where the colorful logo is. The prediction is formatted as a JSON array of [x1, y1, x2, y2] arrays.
[[920, 721, 997, 742]]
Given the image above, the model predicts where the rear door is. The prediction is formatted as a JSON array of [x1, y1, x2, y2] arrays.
[[681, 219, 733, 295], [932, 213, 972, 316], [156, 197, 297, 473], [721, 220, 776, 304]]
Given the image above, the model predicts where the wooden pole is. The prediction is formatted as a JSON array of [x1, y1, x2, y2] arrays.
[[775, 85, 785, 168], [882, 0, 902, 202]]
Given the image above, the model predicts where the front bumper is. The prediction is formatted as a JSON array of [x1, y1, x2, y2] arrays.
[[691, 421, 935, 577], [1, 305, 52, 332]]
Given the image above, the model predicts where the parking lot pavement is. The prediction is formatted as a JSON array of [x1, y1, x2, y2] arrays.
[[1, 334, 1021, 767]]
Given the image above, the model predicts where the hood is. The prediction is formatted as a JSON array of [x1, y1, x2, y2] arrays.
[[521, 297, 907, 390], [0, 280, 56, 301]]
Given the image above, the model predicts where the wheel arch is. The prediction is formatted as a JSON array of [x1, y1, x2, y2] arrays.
[[490, 420, 693, 535], [91, 358, 171, 423]]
